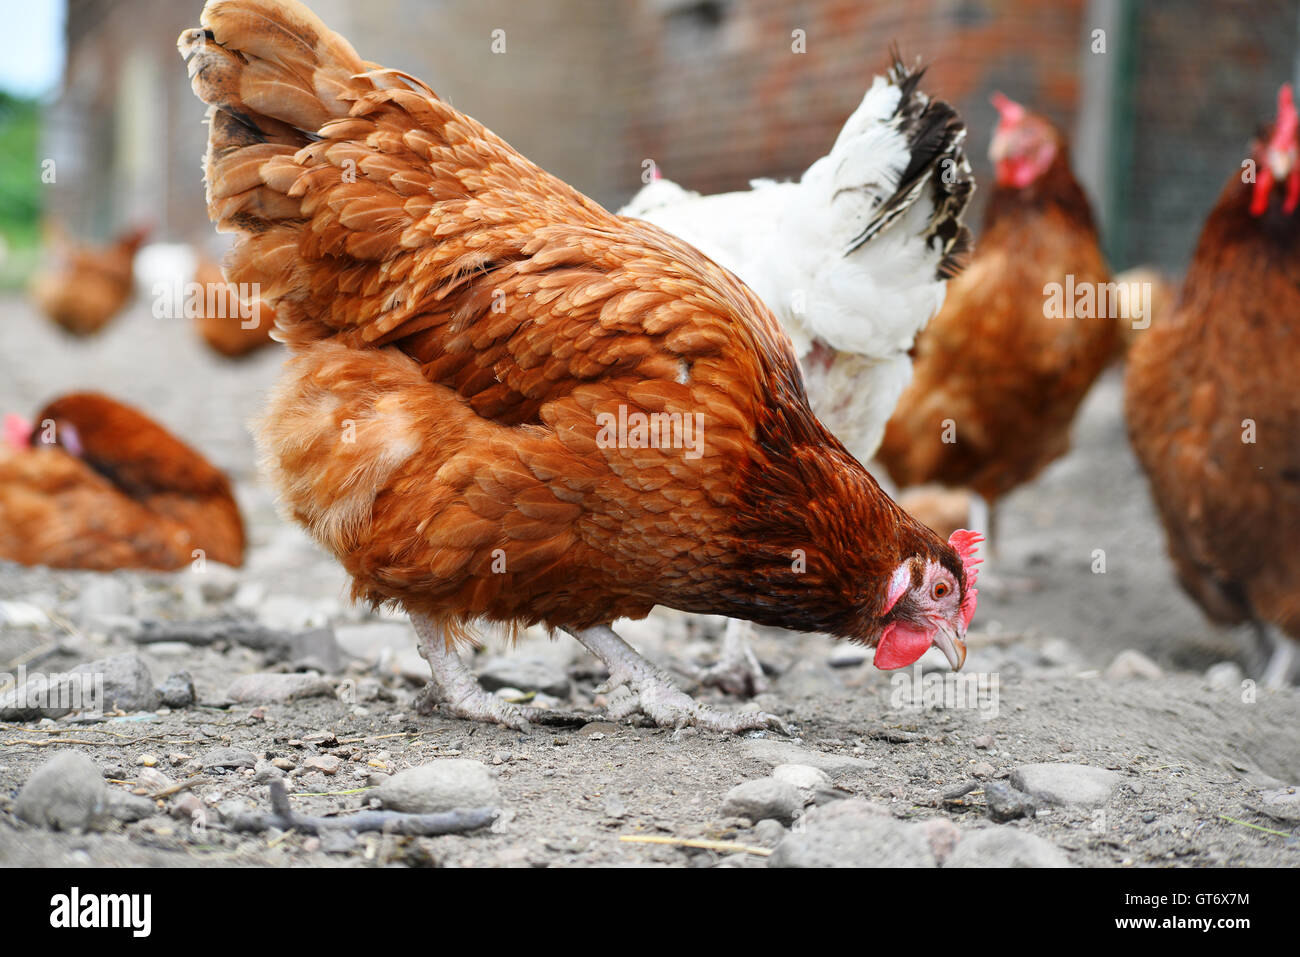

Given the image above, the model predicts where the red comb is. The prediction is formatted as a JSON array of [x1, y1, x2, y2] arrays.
[[948, 528, 983, 628], [1252, 84, 1300, 216], [990, 91, 1025, 125]]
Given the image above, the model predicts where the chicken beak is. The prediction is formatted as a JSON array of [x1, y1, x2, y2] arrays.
[[932, 625, 967, 672]]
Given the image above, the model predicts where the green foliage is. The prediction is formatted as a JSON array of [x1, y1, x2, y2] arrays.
[[0, 91, 44, 288]]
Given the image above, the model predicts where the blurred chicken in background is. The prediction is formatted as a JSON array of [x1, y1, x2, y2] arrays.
[[29, 223, 150, 336], [0, 392, 245, 571], [1126, 85, 1300, 687], [879, 94, 1117, 564], [622, 56, 973, 691], [192, 254, 277, 358]]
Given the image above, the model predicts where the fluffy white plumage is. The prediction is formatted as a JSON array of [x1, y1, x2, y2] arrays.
[[622, 63, 971, 463]]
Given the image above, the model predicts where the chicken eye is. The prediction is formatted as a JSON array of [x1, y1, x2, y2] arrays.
[[932, 581, 951, 600]]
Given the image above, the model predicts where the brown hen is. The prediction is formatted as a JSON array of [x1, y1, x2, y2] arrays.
[[29, 224, 149, 337]]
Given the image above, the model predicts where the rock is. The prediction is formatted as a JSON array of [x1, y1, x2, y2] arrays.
[[771, 764, 830, 793], [751, 818, 786, 848], [170, 792, 204, 822], [771, 811, 934, 868], [252, 761, 285, 783], [334, 622, 427, 681], [280, 628, 344, 674], [225, 672, 333, 704], [984, 780, 1037, 822], [136, 767, 173, 792], [2, 652, 160, 719], [827, 645, 868, 669], [972, 735, 995, 750], [373, 759, 499, 814], [919, 818, 962, 865], [1011, 763, 1121, 808], [721, 778, 804, 826], [75, 653, 161, 713], [972, 762, 996, 779], [477, 655, 570, 697], [945, 827, 1071, 867], [105, 791, 156, 823], [77, 575, 132, 624], [303, 755, 343, 776], [1257, 787, 1300, 824], [200, 747, 258, 771], [803, 798, 891, 823], [1104, 649, 1164, 680], [14, 752, 109, 831], [1205, 661, 1244, 691], [157, 671, 196, 709], [742, 739, 874, 773]]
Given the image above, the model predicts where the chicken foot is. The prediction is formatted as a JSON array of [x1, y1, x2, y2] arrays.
[[697, 618, 769, 697], [566, 624, 788, 735], [1255, 622, 1297, 689], [411, 614, 586, 731]]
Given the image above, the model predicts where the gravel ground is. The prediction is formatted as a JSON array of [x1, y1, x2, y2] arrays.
[[0, 292, 1297, 868]]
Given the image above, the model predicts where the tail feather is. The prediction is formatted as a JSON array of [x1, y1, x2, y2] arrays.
[[839, 51, 973, 280]]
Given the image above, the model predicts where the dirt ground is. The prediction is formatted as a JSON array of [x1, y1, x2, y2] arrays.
[[0, 292, 1296, 868]]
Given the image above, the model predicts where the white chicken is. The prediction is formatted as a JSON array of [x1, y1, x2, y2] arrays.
[[621, 56, 973, 693]]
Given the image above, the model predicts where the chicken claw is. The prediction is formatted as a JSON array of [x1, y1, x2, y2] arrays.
[[568, 625, 788, 735], [697, 618, 769, 697]]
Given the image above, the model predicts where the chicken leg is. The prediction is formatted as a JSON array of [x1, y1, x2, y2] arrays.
[[411, 614, 584, 731], [698, 618, 769, 696], [1255, 622, 1297, 689], [565, 624, 787, 734]]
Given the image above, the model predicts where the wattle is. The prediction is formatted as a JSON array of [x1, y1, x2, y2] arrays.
[[873, 621, 934, 670]]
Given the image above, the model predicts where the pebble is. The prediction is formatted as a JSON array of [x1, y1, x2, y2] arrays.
[[1104, 649, 1164, 680], [477, 656, 570, 697], [156, 671, 197, 709], [200, 747, 259, 771], [972, 735, 995, 750], [751, 818, 787, 848], [14, 751, 108, 831], [771, 764, 830, 793], [827, 644, 868, 669], [919, 818, 962, 865], [1205, 661, 1244, 691], [225, 672, 334, 705], [742, 739, 873, 773], [1011, 763, 1121, 808], [984, 780, 1038, 822], [972, 762, 996, 779], [303, 755, 343, 776], [771, 803, 934, 868], [1257, 787, 1300, 824], [373, 759, 500, 814], [137, 753, 159, 767], [170, 792, 204, 822], [136, 767, 173, 792], [720, 778, 804, 826], [253, 761, 285, 783], [2, 652, 160, 719], [105, 791, 155, 823], [944, 827, 1071, 867], [271, 757, 296, 771]]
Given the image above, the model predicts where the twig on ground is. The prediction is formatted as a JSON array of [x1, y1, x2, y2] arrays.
[[619, 834, 773, 857], [222, 778, 496, 837]]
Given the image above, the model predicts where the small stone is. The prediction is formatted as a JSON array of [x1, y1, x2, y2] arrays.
[[742, 740, 874, 773], [1257, 787, 1300, 824], [945, 827, 1071, 867], [200, 747, 258, 771], [271, 757, 296, 771], [1011, 763, 1121, 808], [972, 762, 995, 779], [253, 761, 285, 783], [157, 671, 196, 709], [918, 818, 962, 865], [136, 767, 173, 792], [771, 764, 830, 793], [827, 645, 868, 668], [373, 759, 499, 814], [720, 778, 804, 826], [477, 656, 570, 697], [105, 790, 155, 823], [771, 811, 934, 867], [170, 792, 204, 822], [1205, 661, 1245, 691], [137, 753, 159, 768], [984, 780, 1037, 822], [751, 818, 786, 847], [1104, 649, 1164, 680], [303, 755, 343, 776], [972, 735, 994, 750], [225, 672, 334, 704], [15, 752, 109, 831]]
